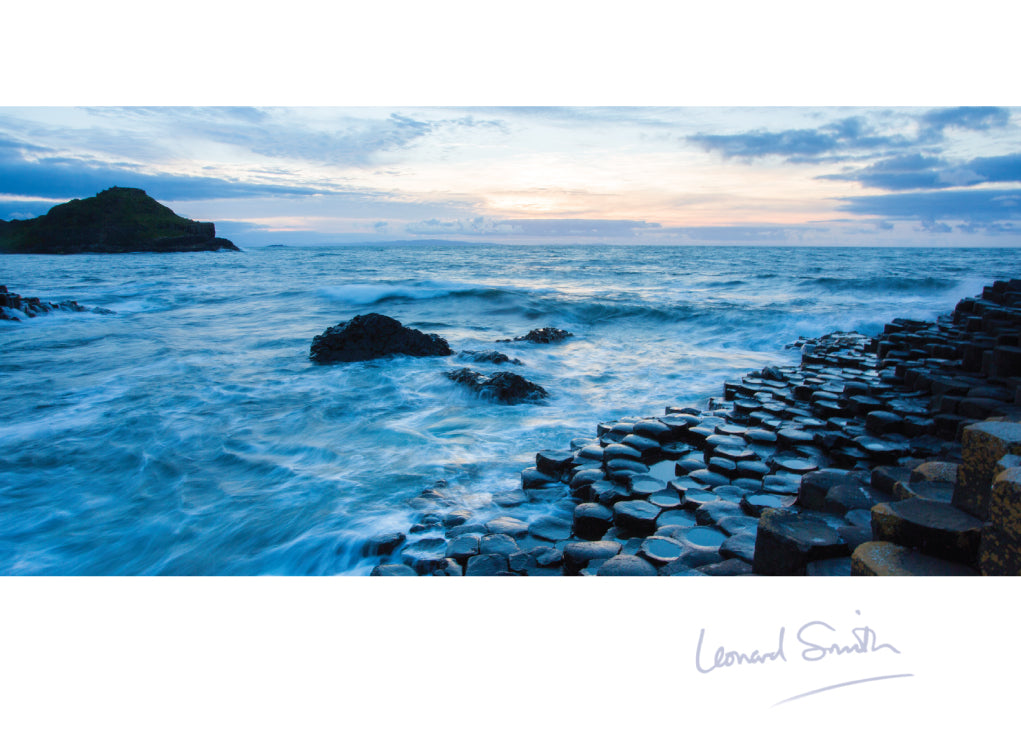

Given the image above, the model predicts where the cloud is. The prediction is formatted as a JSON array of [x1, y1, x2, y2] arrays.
[[0, 134, 329, 201], [920, 106, 1011, 134], [689, 107, 1015, 164], [688, 115, 910, 161], [837, 188, 1021, 228], [823, 151, 1021, 191], [919, 218, 953, 233]]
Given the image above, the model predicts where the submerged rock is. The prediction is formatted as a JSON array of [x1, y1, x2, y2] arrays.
[[459, 350, 523, 365], [310, 313, 452, 364], [446, 368, 548, 404], [498, 326, 574, 344]]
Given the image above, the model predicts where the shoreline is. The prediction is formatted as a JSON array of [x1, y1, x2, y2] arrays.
[[374, 278, 1021, 576]]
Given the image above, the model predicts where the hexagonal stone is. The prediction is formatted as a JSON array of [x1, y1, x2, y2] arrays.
[[797, 469, 852, 511], [593, 554, 658, 576], [648, 489, 683, 509], [638, 536, 686, 565], [400, 537, 449, 574], [717, 514, 759, 536], [536, 449, 575, 478], [954, 421, 1021, 520], [493, 489, 528, 507], [573, 502, 614, 540], [361, 531, 407, 556], [529, 517, 573, 542], [480, 533, 520, 556], [603, 443, 643, 462], [612, 499, 661, 535], [694, 500, 743, 526], [910, 461, 959, 484], [521, 467, 558, 489], [689, 468, 731, 488], [628, 475, 667, 497], [871, 498, 984, 564], [719, 532, 757, 563], [671, 525, 727, 550], [370, 563, 418, 576], [823, 483, 882, 515], [563, 540, 622, 574], [534, 546, 564, 568], [486, 516, 529, 538], [752, 510, 850, 575], [465, 553, 510, 576], [656, 508, 697, 528], [773, 457, 819, 475], [852, 541, 978, 576], [740, 493, 794, 517], [893, 480, 954, 503], [622, 433, 662, 458], [445, 534, 480, 564]]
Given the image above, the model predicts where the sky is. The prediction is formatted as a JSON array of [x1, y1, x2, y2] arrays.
[[1, 105, 1020, 247]]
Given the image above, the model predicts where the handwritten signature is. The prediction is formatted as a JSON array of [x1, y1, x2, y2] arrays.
[[694, 611, 912, 706], [696, 613, 900, 674]]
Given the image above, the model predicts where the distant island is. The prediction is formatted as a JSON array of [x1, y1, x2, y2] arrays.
[[0, 187, 240, 254]]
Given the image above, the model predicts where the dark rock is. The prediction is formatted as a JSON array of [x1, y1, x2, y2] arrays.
[[400, 537, 449, 574], [693, 500, 743, 526], [563, 540, 622, 573], [633, 536, 683, 566], [485, 516, 529, 538], [311, 313, 452, 364], [361, 531, 406, 556], [720, 532, 757, 563], [0, 187, 239, 254], [480, 533, 520, 556], [697, 559, 755, 576], [445, 535, 480, 564], [656, 509, 698, 528], [536, 449, 575, 479], [500, 326, 573, 344], [535, 546, 564, 567], [806, 558, 852, 576], [521, 467, 558, 489], [612, 499, 661, 535], [597, 554, 659, 576], [740, 493, 794, 517], [459, 350, 522, 365], [465, 553, 510, 576], [852, 541, 978, 576], [797, 469, 851, 511], [446, 368, 548, 404], [370, 563, 417, 576], [871, 498, 984, 564], [752, 509, 851, 575], [529, 517, 573, 542]]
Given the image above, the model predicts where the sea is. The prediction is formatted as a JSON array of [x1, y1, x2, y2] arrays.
[[1, 243, 1018, 574]]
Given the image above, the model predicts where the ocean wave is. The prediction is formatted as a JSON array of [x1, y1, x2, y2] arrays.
[[798, 275, 957, 293], [317, 280, 544, 306]]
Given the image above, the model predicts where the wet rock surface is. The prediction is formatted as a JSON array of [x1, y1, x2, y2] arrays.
[[366, 280, 1021, 576], [498, 326, 574, 344], [1, 285, 113, 321], [446, 368, 549, 404], [310, 313, 452, 363]]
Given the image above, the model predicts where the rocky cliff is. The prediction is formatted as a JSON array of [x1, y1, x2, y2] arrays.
[[0, 187, 240, 253]]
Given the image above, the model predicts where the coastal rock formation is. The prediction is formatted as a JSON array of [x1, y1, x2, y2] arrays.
[[446, 368, 549, 404], [0, 285, 113, 321], [310, 313, 453, 364], [365, 279, 1021, 576], [498, 326, 573, 344], [0, 187, 239, 254]]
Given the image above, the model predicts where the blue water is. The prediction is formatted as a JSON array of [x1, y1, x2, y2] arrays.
[[1, 244, 1018, 574]]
